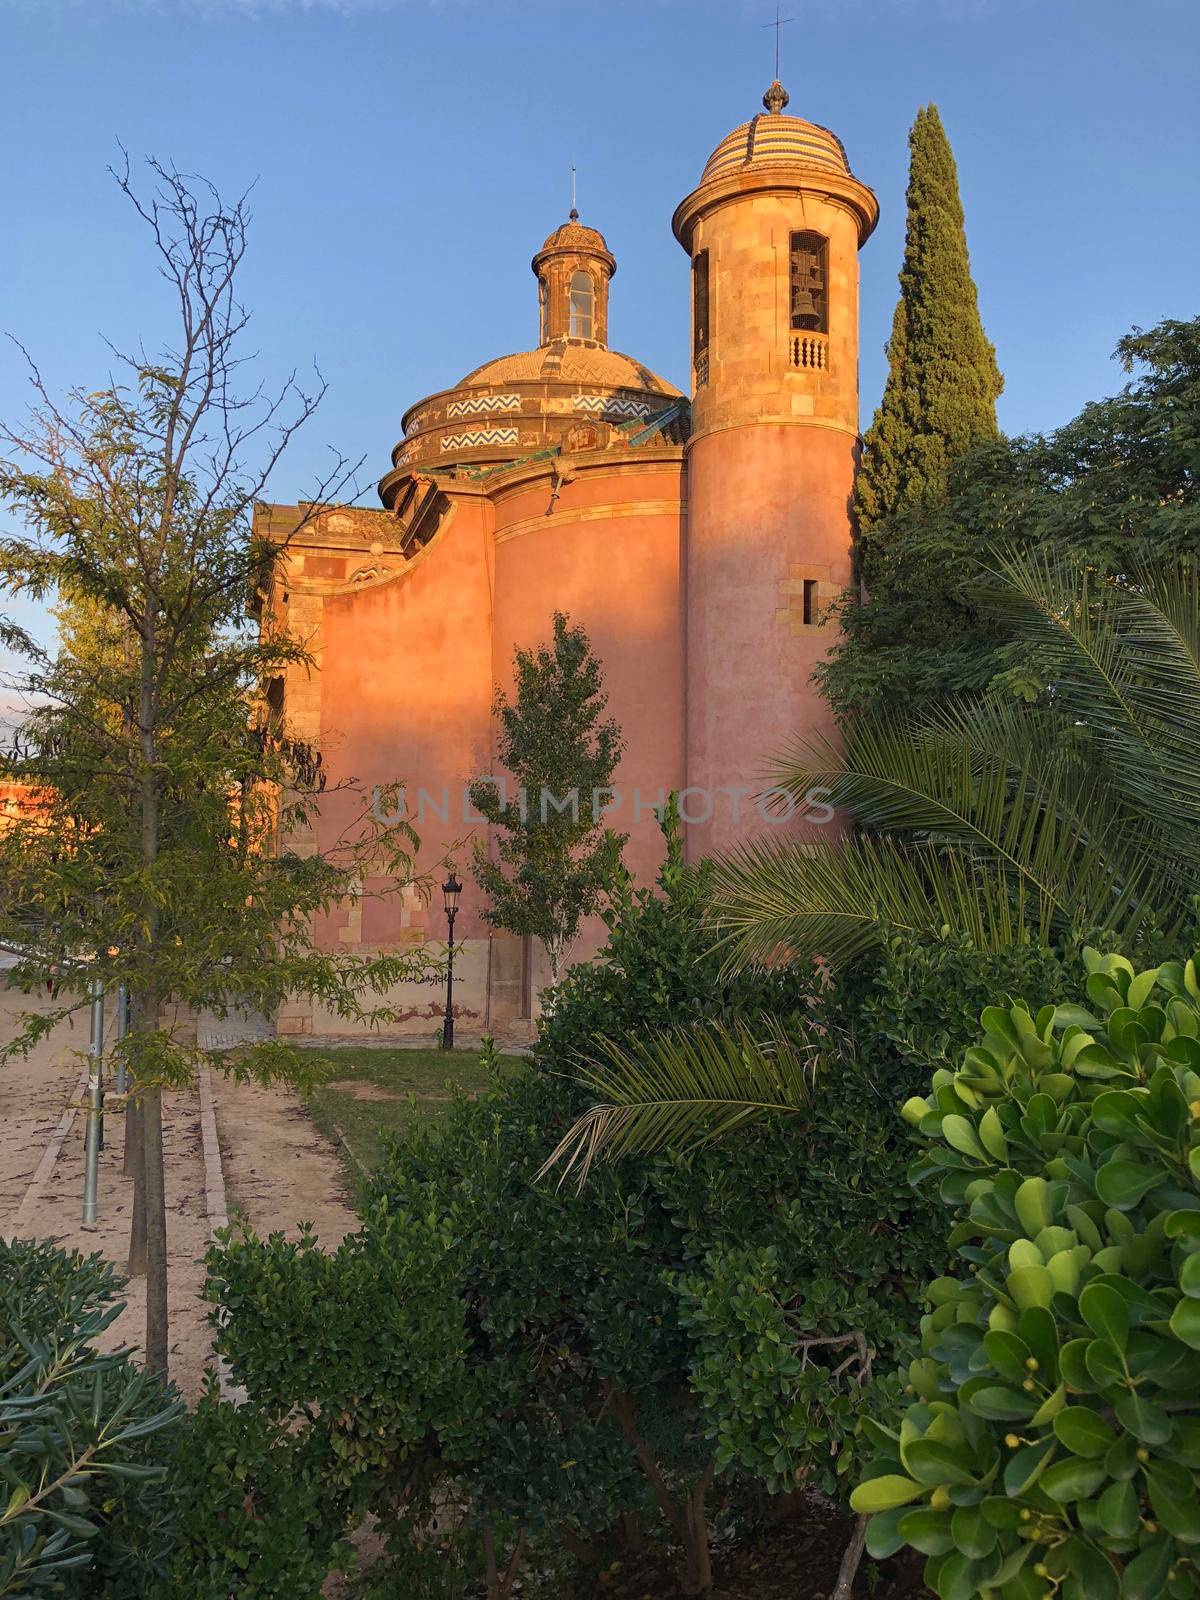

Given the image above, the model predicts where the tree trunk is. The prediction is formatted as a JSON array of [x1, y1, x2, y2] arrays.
[[141, 1082, 169, 1376], [125, 1088, 147, 1276], [607, 1388, 714, 1596], [831, 1513, 869, 1600], [681, 1466, 714, 1596], [561, 1528, 599, 1569], [481, 1525, 526, 1600], [134, 615, 167, 1376], [123, 1085, 141, 1175], [616, 1511, 645, 1556]]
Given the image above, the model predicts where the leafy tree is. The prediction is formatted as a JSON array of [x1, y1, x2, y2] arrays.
[[826, 317, 1200, 724], [0, 157, 431, 1375], [533, 794, 813, 1069], [469, 610, 626, 981], [854, 947, 1200, 1600], [853, 104, 1002, 545]]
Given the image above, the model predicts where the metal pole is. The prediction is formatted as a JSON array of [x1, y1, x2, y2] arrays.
[[114, 982, 129, 1095], [441, 912, 456, 1051], [82, 978, 104, 1226]]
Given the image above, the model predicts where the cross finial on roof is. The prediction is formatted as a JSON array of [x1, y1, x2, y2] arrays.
[[763, 5, 795, 81]]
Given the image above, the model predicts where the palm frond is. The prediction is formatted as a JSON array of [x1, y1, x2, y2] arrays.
[[987, 549, 1200, 854], [915, 696, 1176, 938], [539, 1018, 823, 1187], [704, 833, 1048, 970], [986, 546, 1157, 755], [1107, 564, 1200, 826], [768, 704, 1105, 909]]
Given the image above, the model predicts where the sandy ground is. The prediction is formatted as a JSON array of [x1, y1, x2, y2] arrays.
[[214, 1073, 356, 1247], [0, 975, 358, 1399]]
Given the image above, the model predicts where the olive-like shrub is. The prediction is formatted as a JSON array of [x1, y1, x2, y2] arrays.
[[852, 950, 1200, 1600], [0, 1237, 347, 1600], [0, 1239, 181, 1598]]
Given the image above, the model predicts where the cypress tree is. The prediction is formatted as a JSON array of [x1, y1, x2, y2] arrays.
[[854, 105, 1002, 543]]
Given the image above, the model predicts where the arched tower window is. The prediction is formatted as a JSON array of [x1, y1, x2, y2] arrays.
[[692, 250, 711, 353], [789, 232, 828, 333], [569, 272, 594, 339]]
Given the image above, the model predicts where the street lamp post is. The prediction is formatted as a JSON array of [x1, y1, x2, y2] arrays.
[[441, 872, 462, 1051], [82, 978, 104, 1226]]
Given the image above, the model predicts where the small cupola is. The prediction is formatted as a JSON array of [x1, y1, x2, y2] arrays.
[[531, 211, 616, 347]]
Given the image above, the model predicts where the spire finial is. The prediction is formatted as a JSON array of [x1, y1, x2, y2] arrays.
[[569, 164, 578, 221]]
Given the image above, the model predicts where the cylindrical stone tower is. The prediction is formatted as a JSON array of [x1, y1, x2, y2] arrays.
[[674, 79, 878, 857]]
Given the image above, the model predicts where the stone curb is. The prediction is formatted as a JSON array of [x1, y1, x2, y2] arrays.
[[5, 1064, 90, 1241]]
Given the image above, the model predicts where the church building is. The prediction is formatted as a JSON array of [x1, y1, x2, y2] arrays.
[[260, 79, 878, 1039]]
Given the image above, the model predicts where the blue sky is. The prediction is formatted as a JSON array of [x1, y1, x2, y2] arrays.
[[2, 0, 1198, 666]]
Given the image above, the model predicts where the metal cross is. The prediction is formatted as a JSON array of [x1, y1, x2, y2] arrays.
[[571, 164, 577, 214], [763, 5, 795, 78]]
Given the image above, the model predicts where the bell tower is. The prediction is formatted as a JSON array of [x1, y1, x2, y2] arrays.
[[674, 80, 878, 856]]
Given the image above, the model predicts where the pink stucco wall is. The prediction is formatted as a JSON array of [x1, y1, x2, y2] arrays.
[[489, 457, 686, 886], [684, 422, 855, 859], [314, 498, 496, 943]]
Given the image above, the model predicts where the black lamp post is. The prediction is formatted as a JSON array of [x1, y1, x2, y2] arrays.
[[441, 872, 462, 1050]]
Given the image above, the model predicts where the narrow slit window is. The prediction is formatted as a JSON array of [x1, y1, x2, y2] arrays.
[[789, 232, 828, 333], [802, 579, 819, 625], [569, 271, 594, 339], [692, 249, 711, 354]]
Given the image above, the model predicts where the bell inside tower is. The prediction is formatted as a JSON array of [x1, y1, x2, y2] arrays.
[[789, 231, 828, 333]]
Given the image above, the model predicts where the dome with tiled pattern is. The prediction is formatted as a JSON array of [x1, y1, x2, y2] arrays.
[[458, 340, 677, 396], [699, 80, 852, 185], [537, 216, 610, 257]]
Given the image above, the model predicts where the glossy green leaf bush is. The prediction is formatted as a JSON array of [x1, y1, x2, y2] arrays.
[[853, 950, 1200, 1600]]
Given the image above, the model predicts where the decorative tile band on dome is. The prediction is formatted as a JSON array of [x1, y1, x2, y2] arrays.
[[573, 395, 657, 419], [701, 115, 851, 183], [440, 426, 519, 452], [446, 393, 521, 418]]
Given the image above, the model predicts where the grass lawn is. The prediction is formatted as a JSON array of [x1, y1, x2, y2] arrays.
[[305, 1045, 522, 1177]]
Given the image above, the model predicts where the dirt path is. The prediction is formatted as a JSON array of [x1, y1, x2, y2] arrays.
[[0, 981, 215, 1400], [212, 1074, 356, 1247], [1, 973, 359, 1400]]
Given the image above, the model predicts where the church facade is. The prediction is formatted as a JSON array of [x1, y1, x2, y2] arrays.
[[261, 80, 878, 1039]]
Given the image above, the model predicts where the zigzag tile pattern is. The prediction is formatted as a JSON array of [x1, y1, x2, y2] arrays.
[[439, 426, 519, 452], [572, 395, 655, 418], [446, 393, 521, 418]]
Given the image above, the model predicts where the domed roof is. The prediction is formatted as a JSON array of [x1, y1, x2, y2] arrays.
[[538, 212, 610, 257], [531, 210, 616, 279], [459, 340, 679, 397], [699, 80, 851, 185]]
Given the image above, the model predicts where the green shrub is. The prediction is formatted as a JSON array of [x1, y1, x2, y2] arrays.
[[853, 949, 1200, 1600], [0, 1238, 344, 1600], [0, 1239, 181, 1599], [153, 1390, 348, 1600], [209, 830, 965, 1596]]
